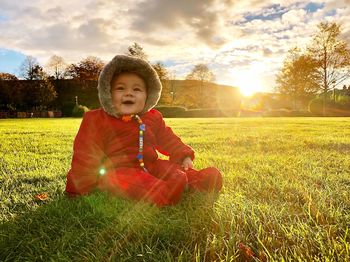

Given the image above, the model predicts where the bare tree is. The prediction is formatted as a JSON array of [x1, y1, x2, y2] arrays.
[[46, 55, 67, 80], [19, 56, 45, 80]]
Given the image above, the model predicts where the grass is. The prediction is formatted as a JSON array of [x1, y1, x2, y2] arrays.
[[1, 117, 350, 261]]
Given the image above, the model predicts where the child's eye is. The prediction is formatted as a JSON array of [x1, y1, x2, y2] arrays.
[[114, 86, 124, 91], [134, 88, 142, 92]]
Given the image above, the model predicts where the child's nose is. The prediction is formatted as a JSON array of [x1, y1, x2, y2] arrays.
[[125, 88, 134, 96]]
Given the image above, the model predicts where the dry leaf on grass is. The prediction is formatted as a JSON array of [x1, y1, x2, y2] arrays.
[[34, 193, 49, 201]]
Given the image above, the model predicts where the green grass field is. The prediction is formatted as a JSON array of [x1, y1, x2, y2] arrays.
[[1, 117, 350, 261]]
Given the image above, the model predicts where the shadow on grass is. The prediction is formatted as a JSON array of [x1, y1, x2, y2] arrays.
[[0, 191, 220, 261]]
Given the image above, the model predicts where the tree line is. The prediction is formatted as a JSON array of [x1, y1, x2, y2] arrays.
[[0, 43, 217, 112]]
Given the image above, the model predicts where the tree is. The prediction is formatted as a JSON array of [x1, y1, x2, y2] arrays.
[[19, 56, 46, 80], [46, 55, 67, 80], [0, 73, 18, 80], [66, 56, 104, 81], [186, 64, 215, 82], [17, 56, 58, 109], [186, 64, 215, 108], [126, 42, 148, 61], [152, 62, 168, 81], [307, 22, 350, 115], [21, 78, 57, 110], [0, 73, 19, 110], [275, 47, 319, 109], [152, 62, 171, 105], [31, 65, 46, 80], [0, 73, 21, 110]]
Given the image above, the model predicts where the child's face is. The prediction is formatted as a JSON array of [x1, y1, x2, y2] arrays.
[[111, 72, 147, 116]]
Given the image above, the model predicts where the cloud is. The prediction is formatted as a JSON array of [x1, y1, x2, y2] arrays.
[[129, 0, 229, 47], [282, 9, 307, 24], [324, 0, 350, 43], [0, 1, 134, 62]]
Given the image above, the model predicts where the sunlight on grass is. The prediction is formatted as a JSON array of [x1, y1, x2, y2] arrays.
[[1, 117, 350, 261]]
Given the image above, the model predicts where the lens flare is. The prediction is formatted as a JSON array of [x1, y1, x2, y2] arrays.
[[99, 168, 106, 176]]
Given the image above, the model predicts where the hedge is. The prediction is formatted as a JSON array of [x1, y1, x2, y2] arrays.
[[309, 97, 350, 116], [262, 109, 315, 117], [155, 106, 240, 118]]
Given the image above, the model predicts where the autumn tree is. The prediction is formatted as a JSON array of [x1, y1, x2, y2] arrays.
[[275, 47, 319, 109], [186, 64, 215, 107], [0, 73, 18, 80], [67, 56, 104, 81], [307, 22, 350, 115], [46, 55, 67, 80], [126, 42, 148, 61], [0, 73, 20, 110], [152, 62, 168, 80], [152, 62, 171, 105]]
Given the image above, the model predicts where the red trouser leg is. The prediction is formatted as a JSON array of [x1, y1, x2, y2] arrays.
[[148, 160, 223, 193], [98, 167, 187, 207], [186, 167, 223, 192]]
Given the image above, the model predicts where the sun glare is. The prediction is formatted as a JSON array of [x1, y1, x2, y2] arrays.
[[235, 72, 263, 97]]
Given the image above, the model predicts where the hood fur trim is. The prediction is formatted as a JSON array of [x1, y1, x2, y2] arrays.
[[97, 55, 162, 117]]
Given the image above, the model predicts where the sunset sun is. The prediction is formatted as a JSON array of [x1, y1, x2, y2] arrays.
[[235, 71, 264, 97]]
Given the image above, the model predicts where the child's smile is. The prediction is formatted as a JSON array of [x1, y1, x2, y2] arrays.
[[122, 100, 135, 105]]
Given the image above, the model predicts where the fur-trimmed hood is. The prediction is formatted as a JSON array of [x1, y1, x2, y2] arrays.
[[97, 55, 162, 117]]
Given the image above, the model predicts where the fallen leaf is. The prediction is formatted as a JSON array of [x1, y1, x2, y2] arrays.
[[259, 250, 267, 262], [35, 193, 49, 201], [238, 243, 256, 260]]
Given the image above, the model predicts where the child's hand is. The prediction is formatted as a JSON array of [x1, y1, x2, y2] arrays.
[[182, 157, 193, 171]]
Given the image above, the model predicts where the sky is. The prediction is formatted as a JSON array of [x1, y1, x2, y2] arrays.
[[0, 0, 350, 96]]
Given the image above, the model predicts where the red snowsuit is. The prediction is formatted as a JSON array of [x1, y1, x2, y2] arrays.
[[66, 109, 222, 206]]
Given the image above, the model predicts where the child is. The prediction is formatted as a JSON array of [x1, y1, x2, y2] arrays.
[[65, 55, 222, 207]]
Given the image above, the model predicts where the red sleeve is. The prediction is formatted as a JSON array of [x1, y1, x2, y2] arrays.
[[153, 110, 195, 164], [65, 111, 105, 196]]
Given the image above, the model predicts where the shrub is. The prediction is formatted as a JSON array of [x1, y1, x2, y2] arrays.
[[184, 108, 239, 117], [262, 109, 291, 117], [262, 109, 314, 117], [308, 97, 324, 116], [72, 104, 89, 117], [155, 107, 240, 118], [288, 110, 314, 117], [309, 96, 350, 116], [155, 106, 187, 117], [336, 95, 350, 109], [61, 103, 75, 117], [238, 109, 263, 117]]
